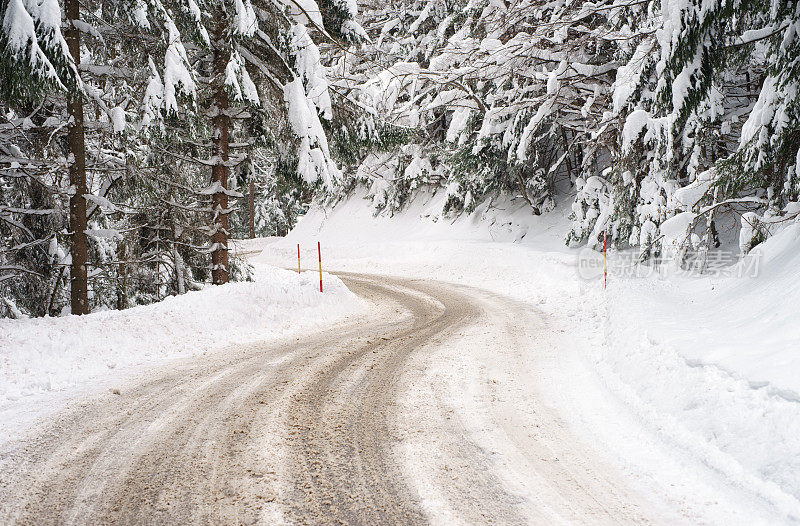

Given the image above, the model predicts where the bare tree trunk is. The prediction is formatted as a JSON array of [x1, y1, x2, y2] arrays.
[[65, 0, 89, 315], [116, 240, 128, 310], [561, 128, 574, 181], [48, 266, 66, 316], [169, 207, 185, 295], [172, 244, 185, 295], [249, 180, 255, 239], [515, 171, 540, 215], [210, 24, 231, 285]]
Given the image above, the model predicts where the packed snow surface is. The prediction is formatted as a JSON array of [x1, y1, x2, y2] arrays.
[[257, 188, 800, 525], [0, 261, 361, 440], [3, 183, 799, 524]]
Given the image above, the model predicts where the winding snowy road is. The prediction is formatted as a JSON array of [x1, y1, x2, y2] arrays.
[[0, 273, 654, 524]]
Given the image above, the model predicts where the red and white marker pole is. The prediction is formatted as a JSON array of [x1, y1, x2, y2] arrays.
[[317, 241, 323, 293], [297, 243, 301, 274], [603, 230, 608, 289]]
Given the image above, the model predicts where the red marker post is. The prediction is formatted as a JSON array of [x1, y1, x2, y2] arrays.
[[297, 243, 301, 274], [317, 241, 323, 293], [603, 230, 608, 289]]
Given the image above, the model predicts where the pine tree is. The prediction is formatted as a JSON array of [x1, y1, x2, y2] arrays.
[[138, 0, 362, 285]]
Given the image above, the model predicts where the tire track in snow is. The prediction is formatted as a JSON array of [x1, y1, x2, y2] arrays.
[[0, 274, 654, 524]]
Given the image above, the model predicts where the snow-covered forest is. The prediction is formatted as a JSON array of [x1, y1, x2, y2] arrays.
[[2, 0, 800, 522], [334, 0, 800, 259], [0, 0, 362, 316], [1, 0, 798, 317]]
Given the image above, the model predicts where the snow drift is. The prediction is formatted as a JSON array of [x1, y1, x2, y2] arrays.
[[261, 189, 800, 524], [0, 263, 361, 402]]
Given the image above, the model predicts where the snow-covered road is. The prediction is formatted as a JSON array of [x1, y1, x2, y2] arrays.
[[0, 273, 654, 524]]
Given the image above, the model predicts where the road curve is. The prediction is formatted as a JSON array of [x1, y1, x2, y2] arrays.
[[0, 273, 653, 525]]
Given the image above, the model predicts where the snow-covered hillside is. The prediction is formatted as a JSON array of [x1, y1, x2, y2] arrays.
[[257, 191, 800, 524]]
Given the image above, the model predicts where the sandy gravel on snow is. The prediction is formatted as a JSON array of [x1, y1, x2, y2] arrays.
[[0, 274, 654, 524]]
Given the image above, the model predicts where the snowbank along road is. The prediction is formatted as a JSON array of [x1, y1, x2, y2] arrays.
[[0, 273, 654, 524]]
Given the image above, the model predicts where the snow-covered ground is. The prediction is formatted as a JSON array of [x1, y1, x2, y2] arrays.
[[256, 188, 800, 524], [3, 183, 798, 524], [0, 262, 362, 444]]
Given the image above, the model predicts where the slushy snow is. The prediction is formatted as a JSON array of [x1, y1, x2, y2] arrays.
[[258, 188, 800, 524], [0, 258, 361, 441]]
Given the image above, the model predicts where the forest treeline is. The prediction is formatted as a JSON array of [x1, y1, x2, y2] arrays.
[[0, 0, 364, 316], [329, 0, 799, 263]]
